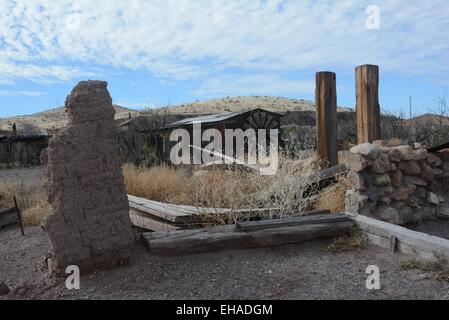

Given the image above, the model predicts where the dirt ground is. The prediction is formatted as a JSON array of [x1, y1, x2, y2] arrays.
[[1, 225, 449, 300], [2, 167, 449, 300], [0, 166, 44, 184]]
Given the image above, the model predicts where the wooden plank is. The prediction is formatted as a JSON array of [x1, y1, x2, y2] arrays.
[[0, 212, 18, 228], [129, 194, 230, 216], [356, 65, 381, 144], [128, 195, 189, 222], [0, 207, 16, 216], [142, 220, 354, 255], [316, 71, 338, 168], [128, 194, 283, 224], [309, 164, 347, 183], [352, 214, 449, 260], [236, 211, 342, 232], [428, 141, 449, 153], [129, 208, 181, 232]]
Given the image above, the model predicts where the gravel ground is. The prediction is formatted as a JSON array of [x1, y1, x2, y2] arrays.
[[0, 166, 44, 184], [1, 225, 449, 300]]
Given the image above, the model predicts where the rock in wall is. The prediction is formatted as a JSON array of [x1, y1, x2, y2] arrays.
[[342, 141, 449, 225], [41, 81, 134, 276]]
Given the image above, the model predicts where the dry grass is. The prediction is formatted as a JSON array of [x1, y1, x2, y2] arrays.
[[123, 155, 322, 225], [327, 227, 367, 253], [402, 255, 449, 283], [314, 175, 348, 214], [123, 164, 190, 203], [0, 153, 324, 228], [386, 137, 406, 147], [0, 179, 50, 226]]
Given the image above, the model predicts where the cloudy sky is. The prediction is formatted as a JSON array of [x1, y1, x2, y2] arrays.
[[0, 0, 448, 117]]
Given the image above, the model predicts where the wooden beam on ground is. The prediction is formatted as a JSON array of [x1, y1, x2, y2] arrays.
[[356, 64, 381, 144], [428, 141, 449, 153], [316, 71, 338, 168], [235, 211, 339, 232], [351, 214, 449, 260], [128, 194, 283, 225], [129, 208, 181, 232], [142, 216, 353, 255], [0, 207, 16, 215], [128, 195, 195, 223], [0, 207, 19, 228]]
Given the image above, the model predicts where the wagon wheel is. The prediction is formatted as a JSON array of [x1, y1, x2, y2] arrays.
[[241, 111, 279, 157], [242, 111, 279, 130]]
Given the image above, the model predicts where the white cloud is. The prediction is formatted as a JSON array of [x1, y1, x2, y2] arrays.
[[0, 58, 95, 84], [195, 74, 315, 97], [0, 90, 46, 96], [0, 0, 448, 91], [115, 101, 155, 109]]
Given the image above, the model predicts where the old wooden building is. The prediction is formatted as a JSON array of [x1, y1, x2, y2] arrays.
[[0, 134, 49, 167], [160, 108, 283, 161]]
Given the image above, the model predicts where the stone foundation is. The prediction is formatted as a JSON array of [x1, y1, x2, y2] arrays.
[[41, 81, 134, 276], [342, 141, 449, 225]]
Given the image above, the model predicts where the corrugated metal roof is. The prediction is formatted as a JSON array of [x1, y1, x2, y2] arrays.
[[165, 108, 281, 128], [166, 111, 244, 127]]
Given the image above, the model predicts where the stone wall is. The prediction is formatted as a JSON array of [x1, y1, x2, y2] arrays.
[[41, 81, 134, 276], [342, 142, 449, 225]]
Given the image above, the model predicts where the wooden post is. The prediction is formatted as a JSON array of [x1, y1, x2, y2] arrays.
[[25, 143, 29, 168], [356, 64, 381, 144], [13, 196, 25, 236], [315, 71, 338, 168]]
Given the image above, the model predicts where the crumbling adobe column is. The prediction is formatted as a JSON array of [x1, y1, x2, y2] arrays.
[[41, 81, 134, 276]]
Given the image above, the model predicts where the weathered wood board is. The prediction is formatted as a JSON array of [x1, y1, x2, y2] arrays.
[[128, 194, 282, 229], [129, 208, 181, 232], [352, 214, 449, 260], [235, 212, 341, 232], [128, 195, 195, 223], [0, 207, 18, 228], [142, 215, 353, 255]]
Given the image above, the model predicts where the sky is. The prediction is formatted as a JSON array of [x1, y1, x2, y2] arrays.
[[0, 0, 448, 118]]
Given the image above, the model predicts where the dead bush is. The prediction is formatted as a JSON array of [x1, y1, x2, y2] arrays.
[[402, 254, 449, 283], [0, 179, 50, 226], [123, 154, 322, 225], [122, 163, 190, 202], [314, 175, 347, 213], [328, 227, 367, 253]]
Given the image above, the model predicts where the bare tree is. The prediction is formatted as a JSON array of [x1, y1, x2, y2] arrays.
[[414, 90, 449, 147], [118, 107, 170, 166], [20, 122, 41, 136], [381, 108, 411, 143]]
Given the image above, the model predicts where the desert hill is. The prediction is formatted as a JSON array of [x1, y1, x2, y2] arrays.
[[405, 113, 449, 127], [0, 105, 139, 133], [0, 96, 352, 132], [161, 96, 316, 114]]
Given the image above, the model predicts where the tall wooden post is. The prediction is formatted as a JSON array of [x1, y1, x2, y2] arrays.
[[356, 64, 381, 144], [316, 71, 338, 168]]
